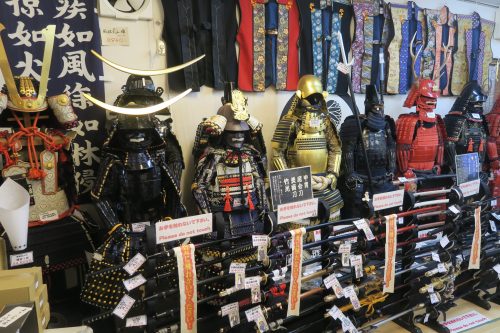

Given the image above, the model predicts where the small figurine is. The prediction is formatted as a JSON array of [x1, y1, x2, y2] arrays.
[[340, 85, 397, 217], [271, 75, 343, 221]]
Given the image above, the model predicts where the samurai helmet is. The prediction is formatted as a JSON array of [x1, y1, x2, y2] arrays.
[[403, 78, 439, 122], [450, 81, 487, 115], [295, 75, 328, 104], [0, 24, 55, 112], [83, 50, 205, 116], [364, 84, 384, 115], [114, 75, 165, 109]]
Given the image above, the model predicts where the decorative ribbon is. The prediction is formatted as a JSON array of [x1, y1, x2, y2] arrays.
[[468, 207, 481, 269], [174, 244, 197, 333], [383, 214, 397, 293], [287, 227, 305, 317]]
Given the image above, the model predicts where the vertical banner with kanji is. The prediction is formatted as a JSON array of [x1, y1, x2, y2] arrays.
[[0, 0, 105, 202]]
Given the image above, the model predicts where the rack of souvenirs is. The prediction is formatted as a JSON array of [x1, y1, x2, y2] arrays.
[[0, 21, 499, 333]]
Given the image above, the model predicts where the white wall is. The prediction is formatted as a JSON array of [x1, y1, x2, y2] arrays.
[[35, 1, 500, 212]]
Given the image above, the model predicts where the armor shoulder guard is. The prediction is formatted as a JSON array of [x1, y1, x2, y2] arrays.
[[385, 115, 397, 140], [339, 115, 361, 143], [0, 92, 6, 114], [91, 153, 121, 200], [396, 114, 419, 145], [486, 113, 500, 137], [47, 93, 78, 129], [271, 114, 296, 146], [443, 114, 466, 141]]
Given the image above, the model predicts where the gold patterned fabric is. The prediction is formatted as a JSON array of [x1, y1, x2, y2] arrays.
[[276, 3, 289, 90], [252, 2, 266, 92], [451, 14, 472, 95], [387, 5, 406, 94]]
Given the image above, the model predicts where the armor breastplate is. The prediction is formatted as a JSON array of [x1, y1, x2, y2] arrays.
[[355, 128, 388, 176], [456, 119, 487, 162], [210, 156, 255, 209], [408, 124, 439, 171], [289, 111, 328, 174]]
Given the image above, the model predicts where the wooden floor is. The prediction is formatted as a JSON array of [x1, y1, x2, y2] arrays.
[[375, 298, 500, 333]]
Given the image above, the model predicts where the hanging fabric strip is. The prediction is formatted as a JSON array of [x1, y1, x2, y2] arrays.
[[352, 2, 370, 93], [481, 18, 495, 92], [468, 207, 481, 269], [383, 214, 397, 293], [276, 2, 290, 90], [451, 14, 472, 95], [174, 244, 197, 333], [252, 2, 266, 92], [387, 5, 405, 94], [312, 4, 323, 80], [422, 9, 438, 80], [361, 15, 374, 93], [287, 227, 305, 317], [326, 12, 341, 93]]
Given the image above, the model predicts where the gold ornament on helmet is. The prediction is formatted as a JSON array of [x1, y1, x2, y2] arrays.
[[230, 89, 249, 121]]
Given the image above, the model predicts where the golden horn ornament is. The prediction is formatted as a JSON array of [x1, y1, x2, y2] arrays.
[[91, 49, 205, 76]]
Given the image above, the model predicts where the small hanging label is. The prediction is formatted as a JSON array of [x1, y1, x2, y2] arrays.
[[424, 313, 430, 323], [230, 262, 246, 290], [449, 205, 460, 214], [353, 219, 375, 241], [123, 274, 147, 291], [0, 306, 32, 328], [244, 276, 261, 289], [221, 302, 240, 328], [113, 294, 135, 319], [328, 305, 344, 320], [39, 210, 58, 222], [123, 252, 146, 275], [245, 306, 269, 332], [372, 189, 404, 211], [471, 113, 481, 119], [252, 235, 269, 246], [350, 255, 364, 279], [272, 267, 287, 282], [437, 263, 447, 273], [398, 217, 404, 225], [440, 235, 450, 248], [490, 199, 497, 207], [324, 274, 344, 298], [257, 245, 267, 262], [468, 207, 482, 270], [125, 315, 147, 327], [339, 243, 351, 267], [10, 251, 33, 267], [314, 229, 322, 241], [131, 222, 150, 233], [430, 292, 440, 304], [251, 286, 261, 304], [432, 252, 441, 262], [343, 285, 361, 310], [427, 285, 435, 293]]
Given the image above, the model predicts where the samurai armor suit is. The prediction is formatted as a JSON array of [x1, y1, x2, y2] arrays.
[[421, 6, 457, 96], [340, 85, 397, 218], [272, 75, 343, 227], [295, 0, 353, 95], [486, 97, 500, 204], [396, 79, 446, 177], [192, 0, 239, 90], [386, 1, 426, 94], [351, 0, 391, 94], [237, 0, 300, 91], [444, 81, 496, 187]]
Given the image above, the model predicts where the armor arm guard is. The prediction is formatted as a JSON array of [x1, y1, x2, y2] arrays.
[[250, 153, 269, 212], [47, 93, 79, 129], [395, 115, 418, 174], [270, 115, 296, 170], [91, 155, 122, 229], [486, 113, 500, 138], [325, 118, 342, 177], [443, 114, 464, 170], [385, 117, 397, 175], [339, 116, 359, 177], [192, 150, 220, 213]]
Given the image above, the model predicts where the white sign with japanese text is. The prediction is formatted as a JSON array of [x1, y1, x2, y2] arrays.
[[372, 189, 404, 211], [277, 198, 318, 224], [156, 213, 212, 244]]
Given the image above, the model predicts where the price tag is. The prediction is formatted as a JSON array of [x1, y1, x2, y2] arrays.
[[350, 255, 364, 279], [245, 306, 269, 332], [328, 305, 344, 320], [398, 177, 408, 183], [339, 243, 351, 267], [257, 245, 267, 261], [251, 286, 261, 304], [398, 217, 404, 225], [39, 210, 58, 222], [430, 292, 440, 304], [9, 251, 33, 267], [449, 205, 460, 214], [221, 302, 240, 328], [252, 235, 269, 246], [125, 315, 147, 327], [353, 219, 375, 241], [245, 276, 261, 289], [490, 220, 497, 233], [123, 252, 146, 275], [123, 274, 147, 291], [432, 252, 441, 262], [424, 313, 430, 323], [341, 316, 358, 333], [440, 235, 450, 248], [427, 112, 436, 118], [324, 274, 344, 298], [437, 263, 447, 273], [0, 306, 32, 328], [343, 285, 361, 310], [471, 113, 481, 119], [131, 222, 150, 232], [491, 199, 497, 207], [113, 294, 135, 319], [427, 285, 434, 293], [272, 267, 287, 282], [314, 229, 322, 242]]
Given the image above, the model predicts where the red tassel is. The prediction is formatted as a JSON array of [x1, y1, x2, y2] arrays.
[[224, 186, 232, 212], [246, 185, 255, 211], [467, 138, 474, 152], [479, 139, 484, 152], [59, 151, 68, 163], [28, 168, 46, 180]]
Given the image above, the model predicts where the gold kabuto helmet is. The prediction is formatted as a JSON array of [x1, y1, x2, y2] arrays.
[[0, 24, 56, 112]]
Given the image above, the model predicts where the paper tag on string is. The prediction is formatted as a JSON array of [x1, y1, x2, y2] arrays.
[[126, 315, 147, 327], [113, 294, 135, 319], [251, 286, 261, 304], [440, 235, 450, 248], [490, 220, 497, 233], [123, 252, 146, 275], [123, 274, 147, 291], [343, 285, 361, 310], [324, 274, 344, 298], [432, 252, 441, 262], [339, 243, 351, 267], [430, 292, 440, 304], [350, 255, 364, 279], [437, 263, 447, 273], [221, 302, 240, 328], [353, 219, 375, 240]]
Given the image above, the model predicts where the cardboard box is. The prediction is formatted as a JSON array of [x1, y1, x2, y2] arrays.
[[34, 284, 48, 313], [0, 273, 37, 308], [0, 302, 38, 333], [39, 302, 50, 330], [0, 266, 44, 292]]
